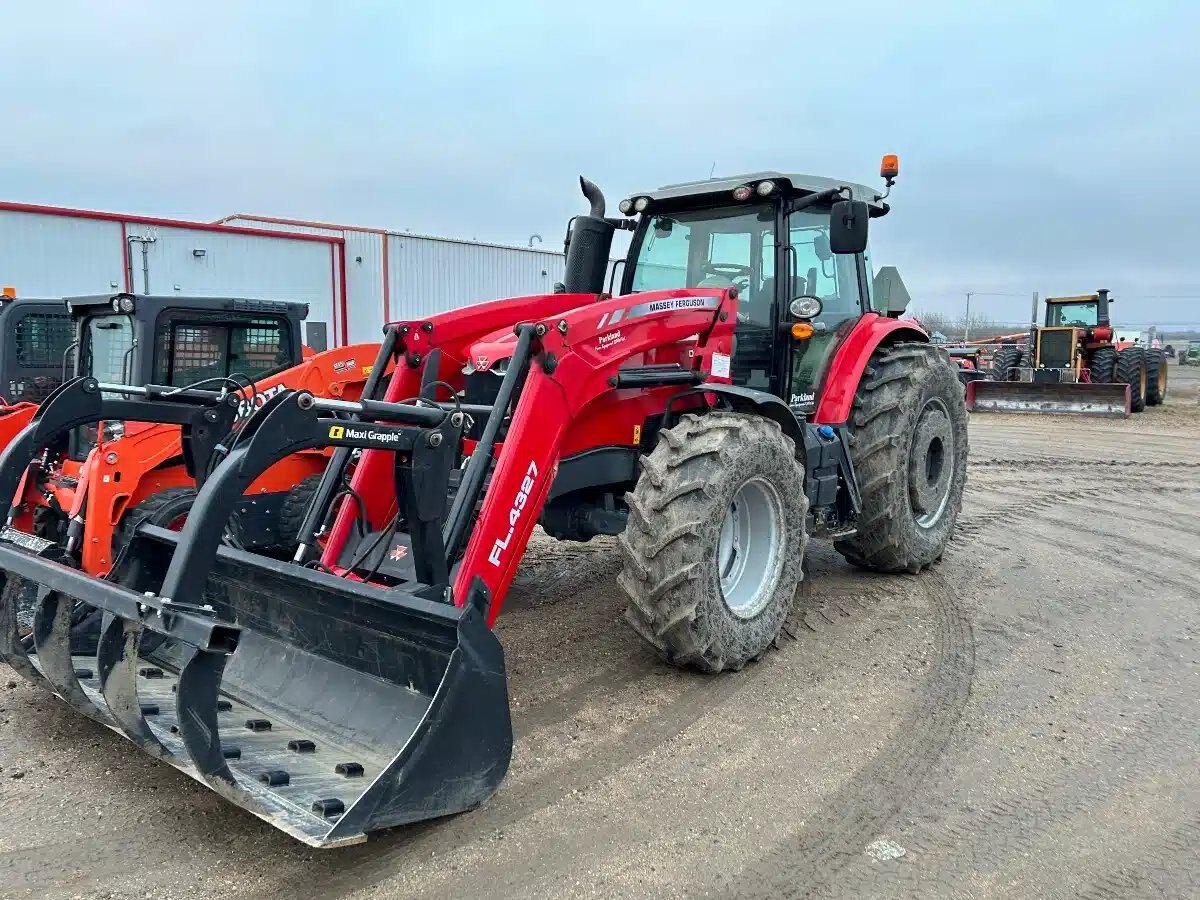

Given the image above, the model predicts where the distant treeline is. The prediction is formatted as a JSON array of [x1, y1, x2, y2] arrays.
[[911, 310, 1200, 343]]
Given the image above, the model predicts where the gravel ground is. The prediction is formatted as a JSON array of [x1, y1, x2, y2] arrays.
[[1, 364, 1198, 899]]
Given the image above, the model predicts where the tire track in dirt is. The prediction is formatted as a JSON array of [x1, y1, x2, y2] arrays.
[[719, 573, 974, 900], [823, 701, 1197, 898], [951, 474, 1200, 547], [1077, 814, 1200, 899]]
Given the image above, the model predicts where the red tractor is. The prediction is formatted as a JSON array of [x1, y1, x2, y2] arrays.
[[0, 156, 968, 847]]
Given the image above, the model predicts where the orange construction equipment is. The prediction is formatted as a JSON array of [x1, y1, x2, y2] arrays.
[[9, 342, 384, 575]]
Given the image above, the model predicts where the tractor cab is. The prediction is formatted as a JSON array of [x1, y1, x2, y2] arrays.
[[610, 168, 893, 414], [65, 293, 308, 458]]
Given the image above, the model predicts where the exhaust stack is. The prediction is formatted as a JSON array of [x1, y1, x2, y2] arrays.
[[562, 176, 615, 295]]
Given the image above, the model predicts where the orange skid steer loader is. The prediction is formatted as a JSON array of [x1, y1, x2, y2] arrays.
[[0, 160, 969, 848]]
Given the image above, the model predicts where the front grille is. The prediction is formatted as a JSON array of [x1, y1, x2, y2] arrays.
[[1038, 329, 1075, 369]]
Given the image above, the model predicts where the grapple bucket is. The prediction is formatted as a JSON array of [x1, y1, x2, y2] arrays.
[[0, 348, 517, 847], [966, 380, 1131, 417], [0, 528, 512, 847]]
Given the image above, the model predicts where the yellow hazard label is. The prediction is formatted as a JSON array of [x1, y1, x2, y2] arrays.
[[633, 424, 642, 444], [362, 365, 373, 376], [328, 425, 345, 439]]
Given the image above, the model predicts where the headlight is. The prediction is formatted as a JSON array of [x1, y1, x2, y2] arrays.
[[756, 180, 776, 196], [618, 199, 634, 215], [118, 295, 135, 313], [633, 196, 650, 212], [789, 297, 823, 319], [732, 185, 753, 201]]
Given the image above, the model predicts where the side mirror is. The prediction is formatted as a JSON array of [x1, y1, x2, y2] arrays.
[[829, 200, 869, 254]]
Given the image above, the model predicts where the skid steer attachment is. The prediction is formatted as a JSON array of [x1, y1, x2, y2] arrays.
[[0, 362, 512, 846], [966, 380, 1131, 417]]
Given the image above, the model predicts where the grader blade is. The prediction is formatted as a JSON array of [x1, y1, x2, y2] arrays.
[[966, 380, 1131, 417]]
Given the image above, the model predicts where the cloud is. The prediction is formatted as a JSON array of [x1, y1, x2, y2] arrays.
[[2, 0, 1198, 324]]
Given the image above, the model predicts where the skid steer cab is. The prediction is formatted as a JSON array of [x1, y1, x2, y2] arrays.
[[970, 289, 1166, 416], [0, 292, 368, 577], [0, 159, 968, 848], [0, 292, 76, 452]]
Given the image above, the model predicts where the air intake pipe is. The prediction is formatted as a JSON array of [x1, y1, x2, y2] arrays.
[[561, 176, 616, 295]]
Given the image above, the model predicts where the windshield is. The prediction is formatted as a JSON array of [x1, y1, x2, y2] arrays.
[[155, 314, 293, 387], [1047, 302, 1098, 327], [82, 314, 135, 383], [630, 204, 776, 327]]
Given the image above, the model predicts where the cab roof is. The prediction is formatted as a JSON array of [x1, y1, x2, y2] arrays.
[[631, 171, 886, 212]]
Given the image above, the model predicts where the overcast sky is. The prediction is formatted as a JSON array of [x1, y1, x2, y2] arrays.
[[3, 1, 1198, 325]]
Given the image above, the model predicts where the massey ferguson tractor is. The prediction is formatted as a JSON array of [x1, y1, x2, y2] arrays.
[[0, 157, 968, 848], [969, 289, 1167, 416]]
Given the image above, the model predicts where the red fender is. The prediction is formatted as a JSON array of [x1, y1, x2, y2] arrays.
[[814, 313, 929, 425]]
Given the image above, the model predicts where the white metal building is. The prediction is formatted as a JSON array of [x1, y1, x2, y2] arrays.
[[216, 214, 566, 345], [0, 201, 567, 349]]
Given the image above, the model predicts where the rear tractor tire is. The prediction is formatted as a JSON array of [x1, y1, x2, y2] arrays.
[[1116, 347, 1147, 413], [989, 346, 1022, 381], [835, 343, 968, 574], [618, 411, 808, 673], [1145, 348, 1168, 406]]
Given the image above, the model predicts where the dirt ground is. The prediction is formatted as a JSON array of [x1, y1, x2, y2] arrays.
[[2, 363, 1198, 900]]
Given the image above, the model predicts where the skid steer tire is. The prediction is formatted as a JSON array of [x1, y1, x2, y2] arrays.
[[116, 487, 196, 549], [1145, 349, 1167, 406], [835, 343, 968, 575], [989, 346, 1022, 381], [618, 411, 808, 673], [1116, 347, 1147, 413], [275, 474, 323, 551], [1089, 346, 1117, 384]]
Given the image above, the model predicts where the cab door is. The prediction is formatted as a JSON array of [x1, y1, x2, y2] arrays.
[[780, 206, 866, 416]]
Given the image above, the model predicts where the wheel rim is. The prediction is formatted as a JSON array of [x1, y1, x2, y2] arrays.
[[907, 397, 956, 529], [717, 477, 785, 619]]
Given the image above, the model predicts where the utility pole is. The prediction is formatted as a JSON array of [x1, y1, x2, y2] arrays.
[[964, 292, 973, 342]]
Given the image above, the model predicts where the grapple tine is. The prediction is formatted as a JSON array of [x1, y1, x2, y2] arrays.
[[96, 612, 174, 761], [175, 644, 238, 783], [30, 588, 113, 725], [0, 574, 53, 692]]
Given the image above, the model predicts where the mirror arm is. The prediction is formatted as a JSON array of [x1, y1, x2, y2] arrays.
[[790, 186, 847, 215]]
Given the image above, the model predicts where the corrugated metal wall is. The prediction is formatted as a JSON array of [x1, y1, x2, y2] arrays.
[[126, 224, 340, 334], [0, 210, 126, 295], [3, 203, 572, 351], [223, 216, 568, 343], [386, 234, 565, 321], [0, 205, 344, 345]]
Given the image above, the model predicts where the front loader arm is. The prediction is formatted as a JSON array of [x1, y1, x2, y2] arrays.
[[453, 287, 738, 623]]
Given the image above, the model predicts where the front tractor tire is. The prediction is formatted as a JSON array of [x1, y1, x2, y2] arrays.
[[618, 412, 808, 673], [835, 343, 968, 574], [1116, 347, 1147, 413], [989, 345, 1022, 381]]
